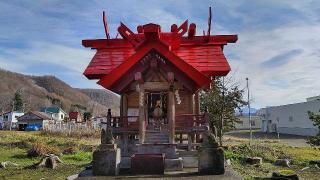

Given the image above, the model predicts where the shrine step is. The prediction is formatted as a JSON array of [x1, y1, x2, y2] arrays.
[[145, 131, 169, 144]]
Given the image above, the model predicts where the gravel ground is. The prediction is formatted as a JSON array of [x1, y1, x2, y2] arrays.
[[224, 130, 310, 147], [75, 166, 242, 180]]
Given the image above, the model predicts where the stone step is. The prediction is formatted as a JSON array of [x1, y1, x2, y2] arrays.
[[145, 141, 169, 143], [146, 136, 169, 139], [145, 138, 169, 142], [146, 138, 168, 141], [145, 133, 168, 136], [145, 131, 170, 144]]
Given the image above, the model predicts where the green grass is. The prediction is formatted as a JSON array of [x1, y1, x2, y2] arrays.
[[2, 131, 320, 179], [0, 131, 97, 180], [225, 142, 320, 179]]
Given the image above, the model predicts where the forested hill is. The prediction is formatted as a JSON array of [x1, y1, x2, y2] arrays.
[[0, 69, 120, 116]]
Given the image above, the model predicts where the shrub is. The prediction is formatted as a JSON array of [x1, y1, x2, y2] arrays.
[[224, 150, 244, 161], [227, 143, 290, 162], [27, 142, 60, 157], [307, 136, 320, 146]]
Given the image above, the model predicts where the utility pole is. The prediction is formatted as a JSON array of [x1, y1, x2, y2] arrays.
[[246, 77, 252, 144], [219, 77, 225, 146]]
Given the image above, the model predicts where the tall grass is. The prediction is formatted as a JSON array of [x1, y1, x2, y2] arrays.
[[41, 129, 101, 139]]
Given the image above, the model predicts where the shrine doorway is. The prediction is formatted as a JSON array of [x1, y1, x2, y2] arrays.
[[147, 92, 168, 130]]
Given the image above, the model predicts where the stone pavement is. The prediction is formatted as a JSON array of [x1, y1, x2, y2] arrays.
[[70, 166, 242, 180]]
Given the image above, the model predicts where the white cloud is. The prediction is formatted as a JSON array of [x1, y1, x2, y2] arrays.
[[0, 42, 94, 73], [227, 23, 320, 108], [1, 0, 320, 107]]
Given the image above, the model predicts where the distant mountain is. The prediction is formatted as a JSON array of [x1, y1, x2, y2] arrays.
[[78, 89, 120, 114], [0, 69, 120, 116]]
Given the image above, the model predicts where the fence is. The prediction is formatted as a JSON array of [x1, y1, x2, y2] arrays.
[[44, 121, 101, 134]]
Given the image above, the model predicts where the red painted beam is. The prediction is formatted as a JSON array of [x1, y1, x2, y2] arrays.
[[82, 34, 237, 49]]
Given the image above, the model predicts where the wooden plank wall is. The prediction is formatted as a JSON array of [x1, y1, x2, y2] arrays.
[[175, 90, 193, 115]]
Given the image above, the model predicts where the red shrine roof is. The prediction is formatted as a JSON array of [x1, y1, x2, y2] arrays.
[[82, 20, 237, 92]]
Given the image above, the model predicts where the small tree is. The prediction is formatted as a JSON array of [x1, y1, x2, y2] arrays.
[[201, 76, 247, 146], [13, 91, 23, 112], [307, 111, 320, 146], [83, 112, 92, 122]]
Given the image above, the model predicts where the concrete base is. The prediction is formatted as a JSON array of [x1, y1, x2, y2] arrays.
[[137, 143, 178, 159], [178, 150, 198, 168], [198, 147, 225, 175], [182, 156, 198, 168], [120, 156, 131, 169], [131, 154, 165, 174], [165, 158, 183, 171], [92, 144, 121, 176]]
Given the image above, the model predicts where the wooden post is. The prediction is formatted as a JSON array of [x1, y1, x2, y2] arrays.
[[168, 91, 175, 144], [120, 95, 123, 117], [194, 91, 200, 114], [122, 94, 128, 117], [194, 92, 200, 143], [139, 89, 146, 144], [188, 133, 192, 151]]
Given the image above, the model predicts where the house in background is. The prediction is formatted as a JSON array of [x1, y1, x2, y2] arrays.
[[92, 116, 108, 128], [258, 95, 320, 136], [17, 111, 53, 131], [40, 106, 67, 122], [0, 111, 24, 130], [69, 112, 83, 123], [234, 114, 261, 130]]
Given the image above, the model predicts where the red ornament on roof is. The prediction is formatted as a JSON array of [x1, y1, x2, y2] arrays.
[[82, 8, 237, 93]]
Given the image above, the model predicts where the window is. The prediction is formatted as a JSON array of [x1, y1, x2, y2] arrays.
[[61, 114, 64, 119], [250, 120, 255, 126], [289, 116, 293, 122]]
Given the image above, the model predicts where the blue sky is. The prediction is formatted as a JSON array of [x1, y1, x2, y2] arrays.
[[0, 0, 319, 108]]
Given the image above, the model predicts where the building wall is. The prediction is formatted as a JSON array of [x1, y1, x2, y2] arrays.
[[175, 90, 193, 115], [234, 116, 261, 130], [46, 111, 65, 122], [127, 91, 139, 108], [0, 112, 24, 130], [258, 99, 320, 136]]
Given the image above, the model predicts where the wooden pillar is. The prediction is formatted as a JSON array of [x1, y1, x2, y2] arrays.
[[139, 89, 146, 144], [122, 94, 128, 117], [194, 91, 200, 115], [188, 133, 192, 151], [120, 95, 123, 117], [193, 92, 200, 143], [123, 132, 129, 155], [168, 91, 175, 144]]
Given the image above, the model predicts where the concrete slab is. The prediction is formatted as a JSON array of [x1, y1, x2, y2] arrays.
[[75, 166, 242, 180], [165, 158, 183, 171]]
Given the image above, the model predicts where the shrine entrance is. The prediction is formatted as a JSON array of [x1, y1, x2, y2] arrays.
[[147, 92, 168, 131]]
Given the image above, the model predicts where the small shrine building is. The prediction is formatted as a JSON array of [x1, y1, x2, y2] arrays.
[[82, 14, 237, 168]]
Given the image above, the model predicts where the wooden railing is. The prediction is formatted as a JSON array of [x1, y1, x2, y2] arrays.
[[175, 113, 209, 133], [102, 116, 140, 133]]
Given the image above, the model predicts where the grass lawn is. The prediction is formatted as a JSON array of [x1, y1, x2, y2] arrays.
[[225, 141, 320, 179], [0, 131, 98, 180], [1, 131, 319, 180]]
